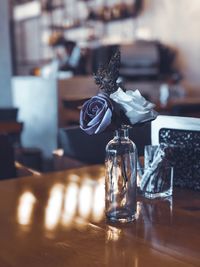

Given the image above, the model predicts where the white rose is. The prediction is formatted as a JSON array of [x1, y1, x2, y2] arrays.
[[110, 87, 158, 124]]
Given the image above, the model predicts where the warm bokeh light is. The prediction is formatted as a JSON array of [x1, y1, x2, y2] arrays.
[[17, 191, 36, 226], [92, 177, 105, 222], [15, 161, 41, 176], [53, 149, 64, 157], [78, 179, 93, 219], [17, 175, 106, 232], [68, 174, 80, 183], [62, 182, 79, 226], [45, 184, 64, 230]]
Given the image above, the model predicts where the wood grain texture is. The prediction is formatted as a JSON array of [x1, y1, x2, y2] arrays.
[[0, 165, 199, 267]]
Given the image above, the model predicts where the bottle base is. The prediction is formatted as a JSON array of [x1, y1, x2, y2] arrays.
[[106, 208, 136, 223]]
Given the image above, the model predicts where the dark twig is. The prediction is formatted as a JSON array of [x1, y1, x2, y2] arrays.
[[94, 49, 120, 95]]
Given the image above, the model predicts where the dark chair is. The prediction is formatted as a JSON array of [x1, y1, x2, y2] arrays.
[[0, 134, 41, 180], [57, 123, 151, 168], [58, 126, 113, 164], [0, 108, 18, 121], [0, 107, 22, 147], [0, 134, 16, 179]]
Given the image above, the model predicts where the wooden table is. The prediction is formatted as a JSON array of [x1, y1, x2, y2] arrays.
[[0, 122, 23, 135], [0, 165, 199, 267]]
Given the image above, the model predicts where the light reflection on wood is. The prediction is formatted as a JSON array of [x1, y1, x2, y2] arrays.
[[106, 226, 122, 242], [92, 177, 105, 222], [17, 191, 36, 226], [16, 175, 105, 231], [61, 182, 79, 226], [2, 165, 200, 266], [45, 184, 64, 230], [78, 179, 94, 220]]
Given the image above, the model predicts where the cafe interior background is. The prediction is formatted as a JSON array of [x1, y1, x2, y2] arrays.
[[1, 0, 200, 176]]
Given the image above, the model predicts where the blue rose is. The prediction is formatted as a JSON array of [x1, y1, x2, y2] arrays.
[[80, 94, 113, 135]]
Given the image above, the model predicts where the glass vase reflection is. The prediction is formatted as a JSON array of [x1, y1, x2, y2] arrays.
[[105, 127, 137, 223]]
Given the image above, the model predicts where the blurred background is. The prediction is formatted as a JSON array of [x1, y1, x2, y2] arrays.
[[7, 0, 198, 86], [1, 0, 200, 175]]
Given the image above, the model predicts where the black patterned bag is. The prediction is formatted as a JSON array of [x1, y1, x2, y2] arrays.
[[159, 128, 200, 191]]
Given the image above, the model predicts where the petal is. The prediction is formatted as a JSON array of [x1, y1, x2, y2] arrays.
[[127, 89, 155, 108], [80, 116, 101, 135], [95, 108, 112, 134], [80, 123, 99, 135], [110, 88, 133, 103], [87, 105, 107, 126], [126, 109, 157, 124]]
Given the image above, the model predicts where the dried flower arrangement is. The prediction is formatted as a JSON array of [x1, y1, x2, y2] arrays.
[[80, 50, 157, 135]]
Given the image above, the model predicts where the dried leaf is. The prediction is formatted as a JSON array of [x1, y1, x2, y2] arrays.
[[94, 49, 120, 94]]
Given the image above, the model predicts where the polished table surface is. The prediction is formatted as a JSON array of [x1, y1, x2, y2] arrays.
[[0, 165, 199, 267], [0, 122, 23, 135]]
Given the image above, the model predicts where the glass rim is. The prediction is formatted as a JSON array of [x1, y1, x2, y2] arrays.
[[137, 166, 173, 170]]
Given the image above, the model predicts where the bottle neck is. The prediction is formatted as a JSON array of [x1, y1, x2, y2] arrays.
[[114, 128, 129, 140]]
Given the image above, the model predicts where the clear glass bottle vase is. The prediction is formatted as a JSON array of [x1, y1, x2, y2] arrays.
[[105, 127, 137, 223]]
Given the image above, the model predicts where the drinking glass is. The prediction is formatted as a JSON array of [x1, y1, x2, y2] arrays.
[[138, 165, 173, 199]]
